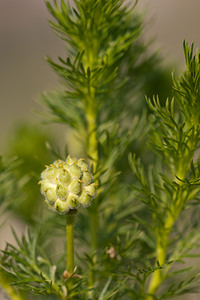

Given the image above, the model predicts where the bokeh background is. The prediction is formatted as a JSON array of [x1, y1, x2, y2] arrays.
[[1, 0, 200, 147], [0, 0, 200, 299]]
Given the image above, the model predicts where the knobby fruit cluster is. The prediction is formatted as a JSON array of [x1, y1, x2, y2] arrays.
[[39, 155, 97, 214]]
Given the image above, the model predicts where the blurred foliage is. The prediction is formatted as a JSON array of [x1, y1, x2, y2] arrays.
[[0, 156, 21, 217], [4, 123, 55, 223]]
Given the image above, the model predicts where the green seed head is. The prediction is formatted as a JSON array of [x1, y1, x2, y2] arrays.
[[39, 156, 97, 214]]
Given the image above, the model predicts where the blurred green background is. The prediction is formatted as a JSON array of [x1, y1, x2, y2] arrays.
[[1, 0, 200, 146], [0, 0, 200, 145]]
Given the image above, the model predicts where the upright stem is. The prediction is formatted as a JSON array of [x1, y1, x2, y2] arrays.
[[83, 43, 99, 294], [86, 103, 98, 170], [66, 213, 75, 274], [146, 163, 188, 300], [146, 235, 168, 300], [86, 92, 99, 291], [88, 205, 98, 287], [146, 215, 174, 300]]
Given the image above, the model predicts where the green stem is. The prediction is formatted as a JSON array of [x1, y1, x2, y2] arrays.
[[146, 237, 168, 300], [65, 212, 76, 299], [87, 132, 98, 290], [90, 207, 98, 254], [88, 205, 98, 287], [146, 164, 188, 300], [86, 106, 98, 170], [66, 214, 75, 274], [146, 215, 173, 300], [85, 88, 99, 292], [83, 42, 99, 295]]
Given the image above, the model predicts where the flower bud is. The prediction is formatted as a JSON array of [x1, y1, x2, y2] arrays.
[[39, 155, 97, 214]]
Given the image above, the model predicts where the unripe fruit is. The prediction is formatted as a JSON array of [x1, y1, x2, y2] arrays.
[[82, 171, 93, 185], [39, 155, 97, 214], [67, 194, 79, 209], [46, 188, 57, 203], [79, 191, 92, 207], [84, 183, 96, 197], [77, 159, 88, 171], [58, 170, 71, 184], [56, 185, 68, 200], [68, 179, 81, 195]]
